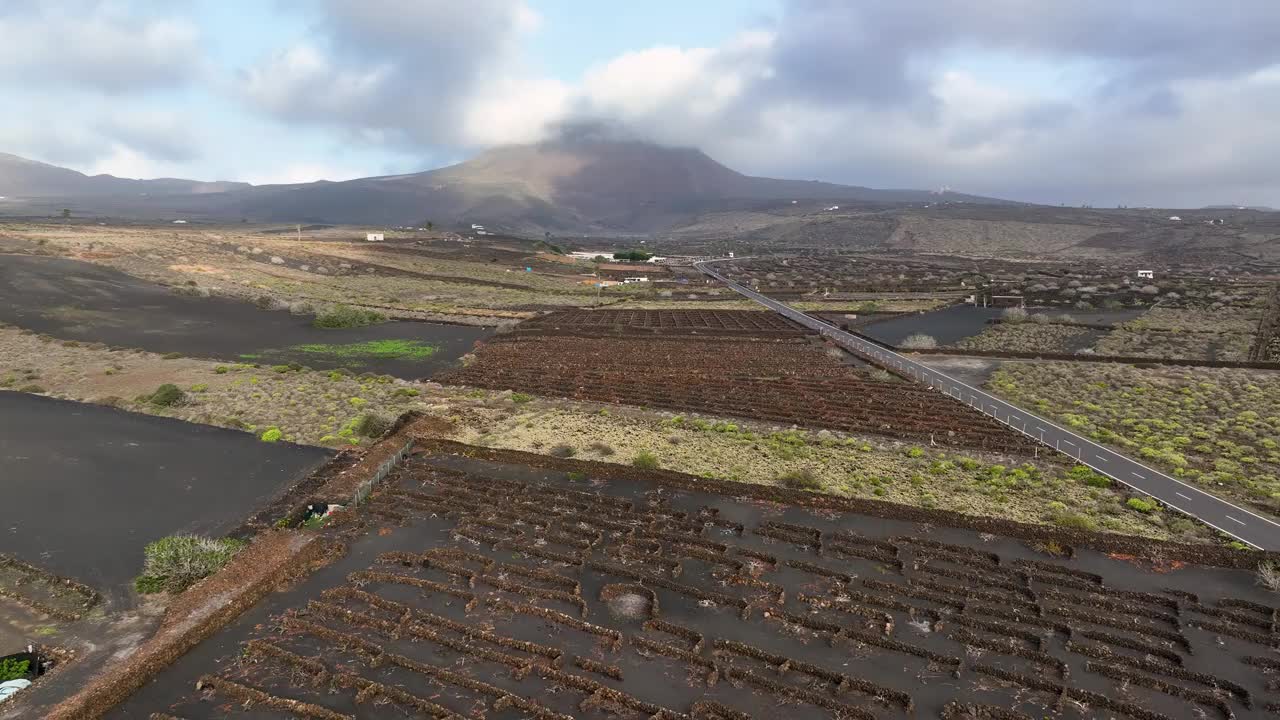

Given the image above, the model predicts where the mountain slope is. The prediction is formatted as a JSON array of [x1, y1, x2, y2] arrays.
[[211, 140, 1010, 232], [0, 152, 247, 198]]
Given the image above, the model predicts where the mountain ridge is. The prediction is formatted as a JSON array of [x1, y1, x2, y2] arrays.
[[0, 140, 1013, 232]]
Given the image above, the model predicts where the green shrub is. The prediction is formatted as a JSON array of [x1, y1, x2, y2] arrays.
[[1053, 513, 1098, 531], [1126, 497, 1157, 513], [511, 392, 534, 404], [313, 305, 385, 329], [133, 575, 167, 594], [17, 384, 45, 394], [272, 364, 292, 373], [566, 471, 587, 482], [632, 450, 660, 470], [189, 383, 209, 393], [260, 427, 283, 442], [775, 468, 822, 491], [148, 383, 186, 407], [393, 387, 420, 398], [161, 351, 183, 360], [135, 534, 247, 593], [0, 658, 30, 682], [214, 365, 230, 374], [905, 447, 925, 458], [353, 413, 393, 438]]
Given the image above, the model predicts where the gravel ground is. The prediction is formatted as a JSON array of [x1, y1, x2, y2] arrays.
[[0, 324, 1212, 544]]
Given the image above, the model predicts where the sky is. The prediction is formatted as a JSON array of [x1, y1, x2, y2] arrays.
[[3, 0, 1280, 207]]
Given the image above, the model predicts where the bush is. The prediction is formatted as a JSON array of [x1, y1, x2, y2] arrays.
[[313, 305, 385, 329], [353, 412, 393, 438], [1002, 307, 1029, 323], [549, 444, 576, 458], [393, 387, 420, 398], [1126, 497, 1157, 513], [775, 468, 822, 491], [135, 534, 246, 593], [214, 366, 230, 374], [148, 383, 186, 407], [1053, 512, 1098, 531], [613, 249, 653, 262], [632, 450, 660, 470], [161, 352, 183, 360], [566, 471, 587, 482], [0, 658, 30, 682], [511, 392, 534, 404], [260, 427, 283, 442], [899, 333, 937, 350], [1259, 561, 1280, 592], [17, 384, 45, 394]]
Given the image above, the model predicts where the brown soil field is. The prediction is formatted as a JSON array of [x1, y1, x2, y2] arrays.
[[514, 308, 807, 336], [105, 448, 1280, 720], [437, 334, 1038, 454]]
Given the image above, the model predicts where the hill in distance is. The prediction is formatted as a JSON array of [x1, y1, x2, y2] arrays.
[[0, 152, 246, 198], [0, 140, 1010, 233]]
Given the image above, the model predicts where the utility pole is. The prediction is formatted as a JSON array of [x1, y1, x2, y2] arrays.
[[296, 224, 301, 242]]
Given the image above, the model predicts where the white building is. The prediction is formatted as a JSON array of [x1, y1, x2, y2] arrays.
[[1167, 215, 1181, 221], [1137, 269, 1154, 279], [366, 233, 385, 242]]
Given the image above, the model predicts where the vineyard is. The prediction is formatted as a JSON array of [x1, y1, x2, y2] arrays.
[[513, 309, 807, 337], [437, 335, 1038, 453], [123, 453, 1280, 719]]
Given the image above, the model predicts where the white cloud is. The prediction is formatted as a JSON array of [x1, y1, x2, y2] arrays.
[[0, 1, 202, 93]]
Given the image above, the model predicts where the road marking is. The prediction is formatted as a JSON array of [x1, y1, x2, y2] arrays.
[[1226, 515, 1247, 526], [1131, 472, 1145, 479], [1061, 440, 1077, 448], [1096, 456, 1108, 463], [1176, 492, 1194, 501]]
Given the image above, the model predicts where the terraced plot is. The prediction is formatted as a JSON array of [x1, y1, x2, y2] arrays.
[[113, 452, 1280, 719], [438, 335, 1038, 453], [515, 309, 806, 336]]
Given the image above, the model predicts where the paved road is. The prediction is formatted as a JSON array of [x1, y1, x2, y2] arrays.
[[696, 259, 1280, 550]]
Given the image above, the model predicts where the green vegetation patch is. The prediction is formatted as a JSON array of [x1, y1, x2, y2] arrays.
[[313, 305, 386, 329], [289, 339, 438, 361], [0, 658, 30, 682], [134, 534, 247, 594]]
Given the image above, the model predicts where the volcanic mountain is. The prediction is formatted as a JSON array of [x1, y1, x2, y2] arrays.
[[0, 140, 1009, 232]]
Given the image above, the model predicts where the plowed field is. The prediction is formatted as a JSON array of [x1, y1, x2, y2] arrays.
[[437, 335, 1037, 453], [515, 309, 806, 336]]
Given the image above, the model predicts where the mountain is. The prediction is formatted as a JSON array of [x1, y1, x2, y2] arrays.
[[0, 142, 1011, 233], [219, 140, 1010, 232], [0, 152, 247, 198]]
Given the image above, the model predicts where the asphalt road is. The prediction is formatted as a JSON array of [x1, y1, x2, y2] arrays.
[[696, 260, 1280, 550]]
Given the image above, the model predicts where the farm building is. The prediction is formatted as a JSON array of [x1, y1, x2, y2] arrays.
[[1137, 269, 1155, 279], [365, 232, 385, 242]]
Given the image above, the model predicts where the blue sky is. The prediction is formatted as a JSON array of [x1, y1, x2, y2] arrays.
[[2, 1, 1280, 207]]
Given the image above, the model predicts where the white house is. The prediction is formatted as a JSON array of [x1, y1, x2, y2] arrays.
[[366, 233, 385, 242], [1137, 269, 1154, 279], [1167, 215, 1181, 221]]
